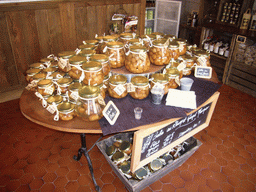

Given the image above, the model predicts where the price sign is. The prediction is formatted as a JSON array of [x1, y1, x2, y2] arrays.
[[194, 66, 212, 79], [103, 101, 120, 125]]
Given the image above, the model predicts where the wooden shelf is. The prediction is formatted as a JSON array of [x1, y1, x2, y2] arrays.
[[210, 53, 227, 61]]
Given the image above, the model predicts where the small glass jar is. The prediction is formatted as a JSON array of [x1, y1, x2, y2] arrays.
[[83, 39, 100, 53], [111, 151, 125, 166], [47, 95, 63, 105], [106, 145, 116, 156], [125, 46, 150, 73], [32, 72, 47, 83], [57, 51, 76, 72], [68, 55, 87, 80], [104, 41, 125, 68], [141, 34, 156, 51], [96, 83, 106, 99], [182, 55, 196, 68], [26, 68, 41, 82], [150, 73, 169, 95], [56, 78, 73, 95], [42, 67, 58, 78], [40, 57, 54, 66], [120, 161, 131, 174], [182, 67, 192, 76], [148, 159, 163, 172], [90, 54, 110, 76], [29, 62, 45, 69], [149, 39, 171, 65], [108, 75, 128, 99], [119, 141, 132, 156], [103, 74, 110, 93], [119, 32, 135, 46], [133, 167, 148, 180], [165, 67, 180, 89], [168, 41, 180, 60], [81, 61, 104, 86], [195, 51, 211, 67], [164, 34, 176, 41], [57, 102, 75, 121], [151, 32, 164, 39], [51, 71, 66, 82], [129, 76, 150, 99], [68, 82, 82, 101], [99, 35, 118, 54], [175, 38, 187, 55], [79, 49, 96, 61], [37, 79, 55, 96], [76, 85, 105, 121]]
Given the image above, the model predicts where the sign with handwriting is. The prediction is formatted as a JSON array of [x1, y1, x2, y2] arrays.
[[103, 101, 120, 125], [194, 66, 212, 79]]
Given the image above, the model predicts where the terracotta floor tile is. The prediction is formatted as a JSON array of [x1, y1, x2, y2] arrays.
[[175, 188, 188, 192], [206, 178, 220, 190], [56, 166, 70, 177], [78, 165, 90, 175], [213, 172, 227, 183], [101, 183, 116, 192], [170, 176, 185, 188], [184, 180, 199, 192], [227, 175, 241, 187], [216, 144, 228, 152], [198, 184, 212, 192], [202, 154, 215, 163], [100, 173, 115, 184], [16, 184, 31, 192], [20, 173, 34, 185], [233, 169, 248, 181], [227, 160, 240, 170], [162, 184, 176, 192], [41, 183, 55, 192], [208, 162, 221, 173], [201, 169, 214, 179], [43, 172, 57, 182], [45, 162, 59, 173], [220, 182, 234, 191], [65, 181, 79, 192], [54, 176, 68, 189], [77, 185, 92, 192], [216, 157, 228, 166], [58, 157, 72, 167], [29, 178, 44, 190], [149, 180, 163, 191], [180, 170, 193, 181], [247, 158, 256, 168], [67, 170, 80, 181], [5, 180, 21, 191]]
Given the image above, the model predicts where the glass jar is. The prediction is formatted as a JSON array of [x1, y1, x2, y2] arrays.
[[195, 51, 211, 67], [47, 95, 63, 105], [90, 54, 110, 76], [182, 55, 196, 68], [164, 34, 176, 41], [111, 151, 126, 166], [141, 34, 156, 51], [104, 41, 125, 68], [96, 83, 106, 99], [79, 49, 96, 61], [165, 67, 180, 89], [83, 39, 100, 53], [76, 85, 105, 121], [168, 41, 180, 60], [130, 76, 150, 99], [151, 32, 164, 39], [103, 74, 110, 93], [51, 71, 66, 82], [42, 67, 58, 79], [119, 32, 135, 46], [78, 44, 96, 51], [150, 73, 169, 95], [175, 38, 187, 55], [99, 35, 118, 54], [182, 67, 192, 76], [68, 82, 83, 102], [120, 141, 132, 156], [68, 55, 87, 80], [81, 61, 104, 86], [57, 102, 76, 121], [125, 46, 150, 73], [37, 79, 55, 96], [148, 39, 171, 65], [32, 72, 47, 83], [133, 167, 148, 180], [56, 78, 73, 95], [26, 68, 41, 82], [108, 75, 128, 99], [148, 159, 163, 172], [40, 57, 54, 67], [57, 51, 76, 72]]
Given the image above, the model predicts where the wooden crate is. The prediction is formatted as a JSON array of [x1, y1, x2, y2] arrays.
[[96, 132, 202, 192]]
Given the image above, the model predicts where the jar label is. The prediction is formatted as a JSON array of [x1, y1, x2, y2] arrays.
[[44, 86, 54, 95], [58, 58, 71, 70], [114, 84, 126, 96], [46, 104, 56, 114], [127, 82, 135, 92], [70, 92, 79, 101], [139, 52, 147, 61], [197, 57, 207, 66], [98, 95, 106, 106], [25, 80, 37, 90], [175, 76, 180, 86], [177, 61, 186, 71]]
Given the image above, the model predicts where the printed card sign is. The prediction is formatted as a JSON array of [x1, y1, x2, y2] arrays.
[[194, 66, 212, 79], [103, 101, 120, 125]]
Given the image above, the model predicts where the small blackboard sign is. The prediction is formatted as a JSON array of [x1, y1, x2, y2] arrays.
[[194, 66, 212, 79], [103, 101, 120, 125]]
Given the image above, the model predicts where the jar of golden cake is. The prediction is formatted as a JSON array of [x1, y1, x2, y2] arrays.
[[56, 78, 73, 95], [130, 76, 150, 99], [90, 54, 110, 76], [26, 68, 41, 82], [165, 67, 180, 89], [175, 38, 187, 55], [119, 32, 136, 46], [125, 46, 150, 74], [149, 39, 171, 65], [76, 85, 105, 121], [195, 50, 211, 67], [168, 41, 180, 60], [141, 34, 156, 51], [51, 71, 66, 82], [108, 75, 128, 99], [68, 55, 87, 80], [182, 55, 196, 68], [37, 79, 55, 96], [47, 95, 63, 106], [104, 41, 125, 68], [68, 82, 83, 102], [99, 35, 118, 54], [81, 61, 104, 86], [150, 73, 169, 95], [57, 51, 76, 72], [57, 102, 76, 121]]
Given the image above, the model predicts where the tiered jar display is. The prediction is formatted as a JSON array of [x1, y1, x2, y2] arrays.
[[57, 51, 76, 72], [148, 39, 171, 65], [125, 46, 150, 73], [81, 61, 104, 85], [104, 41, 125, 68], [108, 75, 128, 99], [76, 85, 105, 121], [150, 73, 169, 95], [90, 54, 110, 76], [129, 76, 150, 99], [68, 55, 87, 80]]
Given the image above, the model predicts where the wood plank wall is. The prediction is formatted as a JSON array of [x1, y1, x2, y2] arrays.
[[0, 0, 145, 92]]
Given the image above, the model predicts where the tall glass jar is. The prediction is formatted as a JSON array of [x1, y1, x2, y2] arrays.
[[148, 39, 171, 65], [57, 51, 76, 72], [175, 38, 187, 56], [150, 73, 169, 95], [99, 35, 118, 54], [104, 41, 125, 68], [68, 55, 87, 80], [37, 79, 55, 96], [108, 75, 128, 99], [81, 61, 104, 86], [76, 85, 105, 121], [90, 54, 110, 76], [130, 76, 150, 99], [125, 46, 150, 73], [168, 41, 180, 60], [141, 34, 156, 51]]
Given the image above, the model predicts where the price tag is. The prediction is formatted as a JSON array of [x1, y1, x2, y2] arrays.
[[127, 82, 135, 92], [46, 104, 56, 114], [197, 56, 207, 66], [70, 92, 79, 101], [114, 84, 126, 96], [177, 61, 186, 71], [44, 86, 54, 95], [58, 58, 68, 69], [25, 80, 37, 90], [194, 66, 212, 79], [103, 101, 120, 125]]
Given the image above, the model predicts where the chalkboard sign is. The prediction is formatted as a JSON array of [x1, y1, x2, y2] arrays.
[[194, 66, 212, 79], [103, 101, 120, 125], [130, 92, 220, 172]]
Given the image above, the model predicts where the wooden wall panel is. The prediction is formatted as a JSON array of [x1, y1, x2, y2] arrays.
[[96, 5, 107, 37], [86, 6, 98, 39], [75, 6, 88, 44], [134, 3, 141, 35]]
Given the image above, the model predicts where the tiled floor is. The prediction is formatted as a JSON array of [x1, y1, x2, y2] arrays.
[[0, 84, 255, 192]]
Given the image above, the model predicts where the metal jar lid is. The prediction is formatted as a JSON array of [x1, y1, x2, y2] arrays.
[[42, 67, 57, 73], [33, 73, 47, 80], [57, 101, 74, 113], [195, 50, 210, 57], [51, 71, 65, 79], [168, 41, 179, 48], [120, 161, 131, 174], [151, 73, 168, 83], [57, 78, 73, 86], [58, 51, 76, 59], [81, 61, 102, 71], [47, 95, 63, 104], [78, 44, 95, 50], [111, 151, 125, 162], [165, 67, 180, 76], [26, 68, 41, 76], [175, 38, 187, 44], [78, 85, 100, 98], [130, 46, 147, 53], [80, 49, 96, 57], [120, 32, 133, 38], [68, 82, 82, 92], [182, 55, 195, 62], [164, 34, 176, 40], [119, 141, 131, 152], [106, 41, 124, 48], [40, 58, 53, 63], [109, 75, 127, 85], [141, 34, 156, 40], [69, 55, 88, 65], [134, 167, 148, 180], [149, 159, 163, 171], [128, 39, 141, 46], [37, 79, 53, 88], [29, 63, 44, 69], [131, 76, 149, 86], [106, 145, 116, 156], [83, 39, 99, 46], [90, 54, 109, 63], [151, 32, 164, 37], [152, 39, 168, 46], [103, 35, 118, 42]]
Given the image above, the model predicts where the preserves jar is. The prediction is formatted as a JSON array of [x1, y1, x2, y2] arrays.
[[148, 159, 163, 172], [90, 54, 110, 76], [96, 83, 106, 99], [32, 72, 47, 83], [150, 73, 169, 95], [195, 50, 211, 66], [141, 34, 156, 51], [37, 79, 55, 96], [81, 61, 104, 85], [51, 71, 66, 82], [56, 78, 73, 95], [40, 57, 54, 67], [108, 75, 128, 99], [79, 49, 96, 61], [111, 151, 126, 165], [29, 63, 45, 69], [47, 95, 63, 105], [151, 32, 164, 39], [119, 32, 136, 46], [68, 82, 83, 102], [83, 39, 100, 53], [104, 41, 125, 68], [182, 67, 192, 76], [182, 55, 196, 68], [129, 76, 150, 99], [119, 141, 132, 156], [165, 67, 181, 89], [57, 51, 76, 72], [78, 44, 96, 51], [148, 39, 171, 65], [76, 85, 105, 121], [99, 35, 118, 54], [68, 55, 87, 80], [120, 161, 131, 174], [133, 167, 148, 180], [175, 38, 187, 55], [26, 68, 41, 82], [106, 145, 116, 156], [42, 67, 58, 79], [125, 46, 150, 73], [164, 34, 176, 41], [57, 102, 75, 121], [168, 41, 180, 60]]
